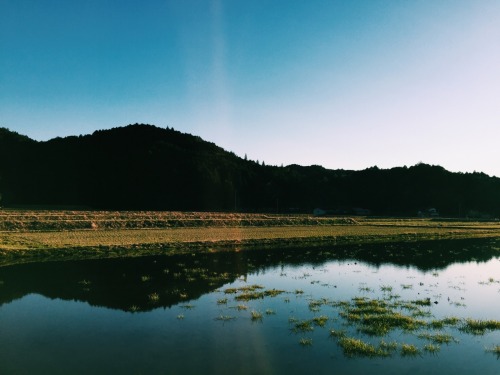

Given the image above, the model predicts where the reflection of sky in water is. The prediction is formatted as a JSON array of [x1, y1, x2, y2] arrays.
[[0, 252, 499, 374]]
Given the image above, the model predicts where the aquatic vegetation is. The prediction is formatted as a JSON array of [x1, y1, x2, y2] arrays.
[[292, 320, 314, 333], [423, 343, 440, 353], [338, 297, 427, 336], [338, 337, 390, 358], [215, 315, 236, 322], [148, 293, 160, 303], [329, 328, 347, 339], [180, 304, 195, 309], [401, 284, 413, 290], [235, 288, 285, 301], [141, 275, 151, 282], [251, 310, 263, 321], [440, 316, 461, 326], [358, 286, 374, 293], [216, 298, 228, 305], [479, 277, 499, 285], [417, 332, 457, 344], [380, 285, 393, 292], [485, 345, 500, 357], [312, 315, 329, 327], [236, 304, 248, 311], [129, 305, 140, 312], [265, 309, 276, 315], [460, 319, 500, 335], [177, 314, 184, 320], [400, 344, 420, 356], [379, 340, 398, 353], [299, 338, 313, 346], [411, 298, 431, 306]]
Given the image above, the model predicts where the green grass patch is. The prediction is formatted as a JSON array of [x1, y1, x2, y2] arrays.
[[460, 319, 500, 335], [401, 344, 420, 356], [338, 337, 390, 358]]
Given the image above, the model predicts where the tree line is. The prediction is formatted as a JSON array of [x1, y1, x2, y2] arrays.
[[1, 124, 499, 217]]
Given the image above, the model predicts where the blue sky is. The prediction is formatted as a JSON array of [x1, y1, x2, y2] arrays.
[[1, 0, 500, 176]]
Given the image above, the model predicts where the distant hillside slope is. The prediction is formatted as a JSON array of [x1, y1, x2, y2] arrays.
[[0, 124, 499, 216]]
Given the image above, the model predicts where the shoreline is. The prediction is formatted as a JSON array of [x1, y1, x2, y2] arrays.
[[1, 222, 500, 267]]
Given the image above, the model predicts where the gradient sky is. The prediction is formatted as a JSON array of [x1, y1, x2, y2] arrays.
[[1, 0, 499, 176]]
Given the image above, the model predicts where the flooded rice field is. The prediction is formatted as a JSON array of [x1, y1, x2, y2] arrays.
[[0, 238, 499, 374]]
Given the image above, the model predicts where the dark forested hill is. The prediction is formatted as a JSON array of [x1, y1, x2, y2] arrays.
[[1, 124, 499, 217]]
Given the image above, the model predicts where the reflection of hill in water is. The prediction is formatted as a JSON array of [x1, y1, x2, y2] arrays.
[[0, 238, 498, 312]]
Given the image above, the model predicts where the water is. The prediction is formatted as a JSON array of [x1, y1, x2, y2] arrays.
[[0, 239, 499, 374]]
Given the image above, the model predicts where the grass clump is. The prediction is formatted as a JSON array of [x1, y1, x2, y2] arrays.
[[265, 309, 276, 315], [460, 319, 500, 335], [251, 310, 263, 321], [299, 338, 313, 346], [423, 343, 440, 353], [379, 340, 398, 353], [216, 298, 228, 305], [224, 284, 264, 294], [485, 345, 500, 358], [417, 332, 457, 344], [215, 315, 236, 322], [148, 292, 160, 303], [312, 315, 329, 327], [401, 344, 420, 357], [338, 337, 390, 358], [329, 328, 347, 339], [234, 288, 285, 301], [412, 298, 431, 306], [292, 320, 314, 333]]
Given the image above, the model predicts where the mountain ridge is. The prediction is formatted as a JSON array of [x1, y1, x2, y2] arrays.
[[0, 124, 499, 217]]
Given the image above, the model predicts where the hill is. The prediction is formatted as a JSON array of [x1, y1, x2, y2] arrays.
[[0, 124, 499, 216]]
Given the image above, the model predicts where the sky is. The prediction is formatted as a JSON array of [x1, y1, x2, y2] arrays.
[[1, 0, 500, 177]]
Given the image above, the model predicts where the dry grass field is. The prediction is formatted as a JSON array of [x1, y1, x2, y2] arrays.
[[0, 210, 499, 265]]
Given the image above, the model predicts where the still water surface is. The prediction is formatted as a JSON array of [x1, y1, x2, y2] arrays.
[[0, 239, 499, 374]]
